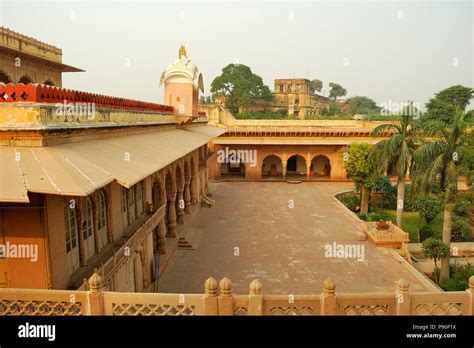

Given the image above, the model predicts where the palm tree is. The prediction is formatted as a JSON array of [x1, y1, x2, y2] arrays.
[[369, 113, 420, 228], [411, 110, 469, 281]]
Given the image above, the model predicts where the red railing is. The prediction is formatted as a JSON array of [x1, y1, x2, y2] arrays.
[[0, 83, 174, 113]]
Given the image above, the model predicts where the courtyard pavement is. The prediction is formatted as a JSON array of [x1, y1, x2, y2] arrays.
[[158, 182, 431, 295]]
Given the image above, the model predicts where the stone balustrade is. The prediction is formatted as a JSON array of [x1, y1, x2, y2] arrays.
[[0, 83, 174, 113], [2, 274, 473, 316]]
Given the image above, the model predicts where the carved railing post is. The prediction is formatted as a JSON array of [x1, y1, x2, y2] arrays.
[[156, 220, 167, 254], [320, 278, 337, 315], [395, 278, 411, 315], [176, 189, 185, 224], [88, 271, 104, 315], [190, 176, 198, 205], [204, 277, 218, 315], [218, 277, 234, 315], [248, 279, 263, 315], [166, 197, 177, 238], [467, 276, 474, 315], [184, 180, 191, 213]]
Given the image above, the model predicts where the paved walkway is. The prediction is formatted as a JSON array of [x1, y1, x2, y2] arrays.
[[158, 182, 431, 295]]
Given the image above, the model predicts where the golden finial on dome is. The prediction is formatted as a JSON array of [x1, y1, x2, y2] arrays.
[[178, 45, 187, 59]]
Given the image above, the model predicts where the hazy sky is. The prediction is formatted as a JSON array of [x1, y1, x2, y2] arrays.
[[1, 0, 472, 109]]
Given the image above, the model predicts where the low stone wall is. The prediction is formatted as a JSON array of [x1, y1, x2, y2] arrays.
[[1, 273, 473, 316]]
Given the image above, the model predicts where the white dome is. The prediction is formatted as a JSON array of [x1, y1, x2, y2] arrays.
[[160, 55, 204, 92]]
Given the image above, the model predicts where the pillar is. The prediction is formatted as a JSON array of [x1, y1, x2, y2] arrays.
[[218, 277, 234, 316], [156, 221, 167, 254], [176, 189, 185, 224], [166, 195, 177, 238], [395, 278, 411, 315], [204, 277, 218, 315], [184, 180, 191, 213], [320, 278, 337, 315], [248, 279, 263, 315], [190, 176, 198, 205]]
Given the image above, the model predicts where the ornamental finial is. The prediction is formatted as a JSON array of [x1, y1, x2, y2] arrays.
[[178, 45, 187, 59]]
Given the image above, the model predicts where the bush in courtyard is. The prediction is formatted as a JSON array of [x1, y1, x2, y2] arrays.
[[451, 216, 472, 242], [441, 263, 474, 291], [422, 238, 450, 284], [406, 195, 442, 222], [454, 192, 472, 217], [343, 195, 359, 212], [419, 224, 434, 242], [367, 211, 390, 222], [358, 214, 367, 221]]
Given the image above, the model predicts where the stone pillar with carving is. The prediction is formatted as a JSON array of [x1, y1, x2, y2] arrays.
[[155, 222, 167, 254], [176, 188, 185, 224], [204, 277, 218, 315], [395, 278, 411, 315], [166, 191, 177, 238], [320, 278, 337, 315], [218, 277, 234, 315], [190, 175, 198, 205], [248, 279, 263, 315]]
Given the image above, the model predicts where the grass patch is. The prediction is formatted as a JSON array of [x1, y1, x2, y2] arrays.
[[378, 209, 445, 243]]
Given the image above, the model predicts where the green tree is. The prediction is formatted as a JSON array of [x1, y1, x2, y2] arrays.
[[346, 96, 380, 115], [328, 82, 347, 100], [325, 100, 342, 116], [210, 64, 273, 114], [422, 238, 450, 284], [412, 110, 470, 281], [339, 143, 375, 215], [309, 79, 323, 93], [199, 96, 206, 104], [369, 114, 420, 227], [424, 85, 473, 123]]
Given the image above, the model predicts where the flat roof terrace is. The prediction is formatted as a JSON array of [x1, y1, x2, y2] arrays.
[[158, 181, 437, 294]]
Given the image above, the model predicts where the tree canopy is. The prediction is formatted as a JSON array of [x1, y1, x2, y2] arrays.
[[210, 64, 273, 114], [328, 83, 347, 100], [309, 79, 323, 93], [346, 96, 380, 115], [424, 85, 473, 123]]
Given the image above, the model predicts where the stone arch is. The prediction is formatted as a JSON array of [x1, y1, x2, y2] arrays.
[[0, 70, 12, 84], [219, 148, 245, 179], [18, 74, 33, 84], [286, 154, 306, 176], [310, 155, 331, 178], [261, 154, 283, 180]]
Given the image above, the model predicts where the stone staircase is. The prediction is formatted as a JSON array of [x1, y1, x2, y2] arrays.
[[201, 195, 215, 207], [178, 228, 204, 249]]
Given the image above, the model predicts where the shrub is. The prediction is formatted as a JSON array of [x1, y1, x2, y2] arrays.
[[452, 216, 472, 242], [406, 195, 442, 222], [454, 193, 472, 217], [343, 195, 359, 212], [441, 263, 474, 291], [367, 212, 390, 222], [422, 238, 450, 284], [358, 214, 367, 221], [419, 224, 434, 242]]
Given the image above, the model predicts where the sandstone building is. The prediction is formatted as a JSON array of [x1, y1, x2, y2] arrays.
[[273, 78, 329, 117], [0, 27, 83, 87], [0, 40, 222, 292]]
